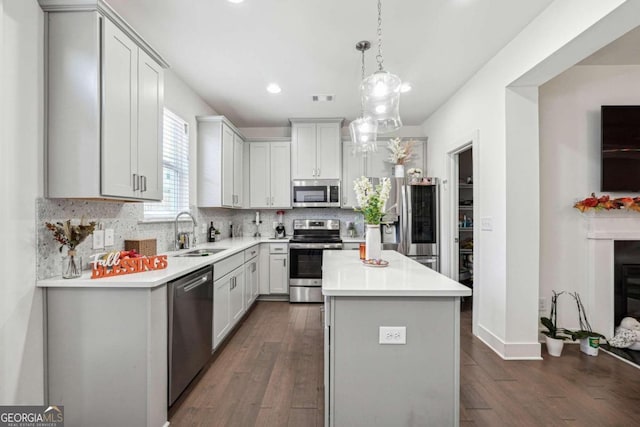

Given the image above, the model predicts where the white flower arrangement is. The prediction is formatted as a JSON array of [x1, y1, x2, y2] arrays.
[[387, 138, 415, 165], [407, 167, 423, 177], [353, 176, 391, 225]]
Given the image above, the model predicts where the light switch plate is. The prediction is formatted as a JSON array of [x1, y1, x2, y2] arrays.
[[92, 230, 105, 250], [104, 228, 114, 247], [481, 217, 493, 231], [379, 326, 406, 345]]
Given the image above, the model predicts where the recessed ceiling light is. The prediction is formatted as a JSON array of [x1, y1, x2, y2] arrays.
[[266, 83, 281, 94], [400, 82, 412, 93], [227, 0, 244, 3]]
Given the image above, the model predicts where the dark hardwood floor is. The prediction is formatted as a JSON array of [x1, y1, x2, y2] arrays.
[[170, 302, 640, 426]]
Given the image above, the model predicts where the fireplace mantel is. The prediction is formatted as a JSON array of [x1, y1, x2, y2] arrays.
[[584, 213, 640, 337]]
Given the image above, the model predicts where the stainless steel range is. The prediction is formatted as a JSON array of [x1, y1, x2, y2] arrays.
[[289, 219, 342, 303]]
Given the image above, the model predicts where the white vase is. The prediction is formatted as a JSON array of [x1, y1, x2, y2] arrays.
[[394, 164, 405, 178], [545, 336, 564, 357], [365, 224, 382, 260]]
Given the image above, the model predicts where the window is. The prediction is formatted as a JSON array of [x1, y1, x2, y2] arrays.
[[144, 109, 189, 220]]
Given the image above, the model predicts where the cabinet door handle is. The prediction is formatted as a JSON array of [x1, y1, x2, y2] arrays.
[[141, 175, 147, 192], [266, 196, 269, 206], [251, 263, 256, 273], [317, 168, 320, 177], [283, 259, 286, 268], [133, 173, 139, 191]]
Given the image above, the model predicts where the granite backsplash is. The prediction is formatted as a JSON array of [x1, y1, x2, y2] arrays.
[[37, 198, 364, 279]]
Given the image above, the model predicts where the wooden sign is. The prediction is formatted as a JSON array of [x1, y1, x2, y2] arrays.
[[90, 250, 168, 279]]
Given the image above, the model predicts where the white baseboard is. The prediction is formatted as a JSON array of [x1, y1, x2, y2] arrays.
[[477, 324, 542, 360]]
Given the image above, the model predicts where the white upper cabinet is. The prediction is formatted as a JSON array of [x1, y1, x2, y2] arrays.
[[233, 133, 244, 208], [341, 143, 366, 209], [40, 1, 168, 201], [136, 50, 164, 201], [249, 141, 291, 209], [290, 119, 343, 180], [197, 117, 245, 208]]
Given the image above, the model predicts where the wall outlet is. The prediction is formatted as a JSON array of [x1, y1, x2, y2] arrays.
[[539, 297, 547, 312], [379, 326, 407, 345], [481, 217, 493, 231], [92, 230, 105, 250], [104, 228, 115, 247]]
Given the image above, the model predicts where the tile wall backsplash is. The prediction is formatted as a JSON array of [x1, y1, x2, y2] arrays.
[[37, 198, 364, 279]]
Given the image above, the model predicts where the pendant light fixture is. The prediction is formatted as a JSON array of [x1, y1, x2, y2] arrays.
[[349, 40, 378, 153], [361, 0, 402, 134]]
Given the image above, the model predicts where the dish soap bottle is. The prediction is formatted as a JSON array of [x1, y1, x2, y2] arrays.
[[208, 222, 216, 242]]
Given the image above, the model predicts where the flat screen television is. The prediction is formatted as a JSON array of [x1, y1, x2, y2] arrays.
[[601, 105, 640, 192]]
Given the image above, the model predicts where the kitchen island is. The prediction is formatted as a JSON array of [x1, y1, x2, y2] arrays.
[[322, 250, 472, 427]]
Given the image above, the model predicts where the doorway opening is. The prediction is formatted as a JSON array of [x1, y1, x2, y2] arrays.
[[448, 135, 477, 331]]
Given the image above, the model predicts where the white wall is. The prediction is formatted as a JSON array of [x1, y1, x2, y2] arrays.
[[422, 0, 640, 358], [0, 2, 217, 404], [163, 69, 218, 207], [539, 65, 640, 330], [0, 0, 44, 404]]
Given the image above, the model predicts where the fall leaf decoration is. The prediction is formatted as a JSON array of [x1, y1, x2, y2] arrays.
[[45, 218, 97, 252], [574, 193, 640, 212]]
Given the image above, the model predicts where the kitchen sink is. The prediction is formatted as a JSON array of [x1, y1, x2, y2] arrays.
[[174, 248, 228, 257]]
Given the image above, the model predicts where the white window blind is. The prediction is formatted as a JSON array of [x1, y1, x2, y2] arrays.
[[144, 109, 190, 220]]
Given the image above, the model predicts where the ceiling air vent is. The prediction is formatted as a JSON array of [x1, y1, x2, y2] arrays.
[[312, 94, 334, 102]]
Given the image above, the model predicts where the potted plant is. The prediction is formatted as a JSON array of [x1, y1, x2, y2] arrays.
[[541, 290, 570, 357], [387, 138, 415, 177], [45, 218, 96, 278], [353, 176, 391, 260], [564, 292, 605, 356]]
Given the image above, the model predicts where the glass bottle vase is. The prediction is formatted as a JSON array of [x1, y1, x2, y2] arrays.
[[62, 249, 82, 279]]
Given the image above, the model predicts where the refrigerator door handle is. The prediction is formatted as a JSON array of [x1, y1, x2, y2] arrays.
[[400, 183, 408, 255]]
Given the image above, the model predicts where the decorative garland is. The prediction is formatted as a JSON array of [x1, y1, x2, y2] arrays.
[[574, 193, 640, 212]]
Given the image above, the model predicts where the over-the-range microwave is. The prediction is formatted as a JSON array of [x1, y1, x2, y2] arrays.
[[291, 179, 341, 208]]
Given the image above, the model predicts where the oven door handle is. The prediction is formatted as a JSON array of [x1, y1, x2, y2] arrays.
[[289, 243, 343, 250]]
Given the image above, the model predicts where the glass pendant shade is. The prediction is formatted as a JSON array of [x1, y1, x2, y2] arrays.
[[349, 116, 378, 153], [361, 70, 402, 134]]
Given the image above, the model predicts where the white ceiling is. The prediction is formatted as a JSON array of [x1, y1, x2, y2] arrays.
[[107, 0, 554, 127]]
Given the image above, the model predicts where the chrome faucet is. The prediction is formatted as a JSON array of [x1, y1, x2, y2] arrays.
[[175, 211, 197, 250]]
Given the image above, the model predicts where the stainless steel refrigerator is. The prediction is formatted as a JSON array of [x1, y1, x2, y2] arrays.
[[382, 177, 440, 271]]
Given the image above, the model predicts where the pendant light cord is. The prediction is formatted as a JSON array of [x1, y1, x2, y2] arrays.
[[376, 0, 384, 71], [360, 47, 366, 115]]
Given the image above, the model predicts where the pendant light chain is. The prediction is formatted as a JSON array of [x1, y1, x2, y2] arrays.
[[376, 0, 384, 71]]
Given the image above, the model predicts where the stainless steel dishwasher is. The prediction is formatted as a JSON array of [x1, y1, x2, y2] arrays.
[[168, 265, 213, 406]]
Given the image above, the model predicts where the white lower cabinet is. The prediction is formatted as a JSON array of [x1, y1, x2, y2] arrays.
[[269, 243, 289, 294], [229, 267, 245, 324], [244, 245, 260, 307], [259, 244, 271, 295], [213, 274, 232, 349], [213, 246, 262, 350], [269, 254, 288, 294]]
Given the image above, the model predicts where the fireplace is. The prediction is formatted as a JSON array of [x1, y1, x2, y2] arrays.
[[614, 241, 640, 326], [585, 214, 640, 339]]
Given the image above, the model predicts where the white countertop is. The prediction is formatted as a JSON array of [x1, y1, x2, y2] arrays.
[[322, 250, 472, 297], [37, 237, 283, 289]]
